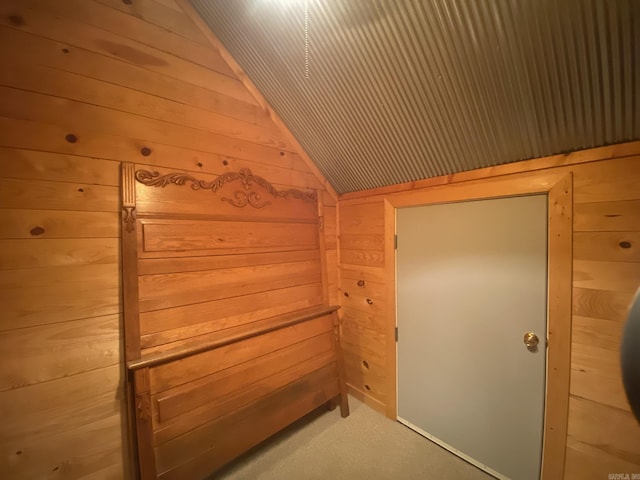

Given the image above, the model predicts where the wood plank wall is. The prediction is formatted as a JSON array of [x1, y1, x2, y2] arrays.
[[337, 144, 640, 478], [0, 1, 337, 478]]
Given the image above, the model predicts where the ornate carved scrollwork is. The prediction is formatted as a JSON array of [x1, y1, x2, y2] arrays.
[[221, 190, 270, 208], [135, 168, 316, 208], [122, 206, 136, 233]]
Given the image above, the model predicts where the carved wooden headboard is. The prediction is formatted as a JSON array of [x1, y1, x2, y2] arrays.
[[121, 163, 349, 479]]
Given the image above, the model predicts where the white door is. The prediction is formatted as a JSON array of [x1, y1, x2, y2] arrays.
[[397, 195, 547, 480]]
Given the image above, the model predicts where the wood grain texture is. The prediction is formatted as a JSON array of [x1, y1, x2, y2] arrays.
[[574, 231, 640, 262], [153, 341, 335, 444], [0, 314, 120, 391], [0, 116, 319, 191], [0, 1, 248, 101], [0, 209, 119, 239], [140, 220, 318, 255], [0, 27, 270, 128], [574, 200, 640, 232], [574, 260, 640, 293], [566, 396, 640, 475], [0, 238, 118, 269], [0, 147, 120, 185], [0, 59, 289, 151], [94, 0, 209, 45], [138, 259, 322, 312], [155, 364, 339, 479]]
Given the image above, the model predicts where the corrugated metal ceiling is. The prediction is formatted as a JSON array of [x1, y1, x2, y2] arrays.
[[191, 0, 640, 194]]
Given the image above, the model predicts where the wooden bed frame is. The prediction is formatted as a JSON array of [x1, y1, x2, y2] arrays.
[[120, 162, 349, 479]]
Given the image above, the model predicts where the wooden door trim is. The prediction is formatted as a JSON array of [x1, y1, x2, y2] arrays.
[[388, 172, 573, 480]]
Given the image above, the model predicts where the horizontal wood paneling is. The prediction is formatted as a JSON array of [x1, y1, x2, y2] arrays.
[[574, 231, 640, 262], [0, 178, 119, 212], [138, 259, 322, 312], [0, 59, 288, 150], [573, 260, 640, 293], [566, 397, 640, 469], [0, 27, 268, 127], [94, 0, 209, 45], [572, 157, 640, 204], [0, 314, 120, 390], [0, 209, 119, 239], [337, 147, 640, 477], [0, 264, 121, 330], [140, 220, 318, 255], [0, 148, 120, 185], [149, 315, 333, 393], [0, 1, 248, 100], [0, 87, 294, 165], [138, 249, 319, 275], [20, 0, 232, 75], [1, 365, 125, 479], [573, 199, 640, 232], [573, 287, 635, 322], [0, 238, 118, 269], [0, 117, 319, 190], [0, 0, 335, 478], [154, 364, 339, 479], [140, 283, 324, 350], [339, 202, 385, 235], [140, 281, 322, 336], [571, 342, 630, 412], [153, 333, 333, 425], [153, 337, 335, 444]]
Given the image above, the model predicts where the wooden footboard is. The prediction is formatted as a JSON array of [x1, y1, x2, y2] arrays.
[[120, 163, 348, 479]]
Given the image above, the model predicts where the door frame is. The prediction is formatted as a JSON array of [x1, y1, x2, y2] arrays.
[[384, 172, 573, 480]]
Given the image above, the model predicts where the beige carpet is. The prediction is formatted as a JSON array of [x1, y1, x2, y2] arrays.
[[215, 396, 493, 480]]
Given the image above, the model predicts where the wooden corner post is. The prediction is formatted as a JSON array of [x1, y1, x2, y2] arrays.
[[121, 162, 156, 479]]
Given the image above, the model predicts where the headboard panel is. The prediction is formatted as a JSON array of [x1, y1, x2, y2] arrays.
[[121, 163, 348, 479]]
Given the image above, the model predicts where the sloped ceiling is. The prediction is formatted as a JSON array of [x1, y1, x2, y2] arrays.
[[191, 0, 640, 194]]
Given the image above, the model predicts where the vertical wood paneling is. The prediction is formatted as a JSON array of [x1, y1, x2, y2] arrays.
[[338, 145, 640, 477], [0, 2, 334, 479]]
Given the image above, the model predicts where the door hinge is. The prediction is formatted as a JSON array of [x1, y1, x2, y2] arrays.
[[394, 234, 398, 250], [395, 326, 398, 342]]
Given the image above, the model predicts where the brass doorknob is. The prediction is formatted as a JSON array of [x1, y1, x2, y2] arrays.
[[523, 332, 539, 348]]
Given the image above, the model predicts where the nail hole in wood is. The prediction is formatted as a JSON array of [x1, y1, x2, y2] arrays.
[[65, 134, 77, 143], [364, 384, 371, 391], [366, 298, 373, 305], [52, 467, 59, 472], [8, 15, 24, 26], [30, 226, 45, 236], [196, 162, 203, 168], [343, 292, 349, 297], [61, 48, 69, 54], [362, 360, 369, 369], [619, 241, 632, 249], [77, 188, 84, 193], [140, 147, 151, 156], [222, 160, 229, 166], [357, 280, 365, 287], [280, 151, 285, 156], [15, 450, 22, 455]]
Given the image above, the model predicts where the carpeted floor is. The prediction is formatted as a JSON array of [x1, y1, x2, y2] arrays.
[[215, 396, 494, 480]]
